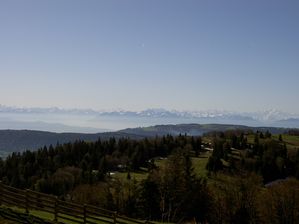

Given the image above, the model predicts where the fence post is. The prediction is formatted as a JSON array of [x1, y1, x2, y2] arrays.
[[25, 189, 29, 213], [83, 204, 87, 224], [0, 181, 2, 206], [54, 196, 58, 222], [113, 211, 117, 224]]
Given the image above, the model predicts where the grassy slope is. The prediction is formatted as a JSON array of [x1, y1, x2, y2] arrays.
[[191, 151, 211, 178]]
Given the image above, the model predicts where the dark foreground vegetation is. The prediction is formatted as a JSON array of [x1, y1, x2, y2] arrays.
[[0, 130, 299, 223]]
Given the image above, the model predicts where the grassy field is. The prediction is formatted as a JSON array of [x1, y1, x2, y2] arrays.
[[154, 151, 211, 178], [247, 133, 299, 147], [191, 151, 212, 178], [246, 134, 255, 144], [111, 151, 212, 183], [112, 170, 149, 182], [154, 151, 212, 178], [273, 134, 299, 148]]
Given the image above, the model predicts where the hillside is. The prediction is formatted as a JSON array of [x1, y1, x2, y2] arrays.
[[0, 130, 143, 155], [1, 131, 299, 223]]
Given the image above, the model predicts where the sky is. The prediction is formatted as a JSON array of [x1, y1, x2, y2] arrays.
[[0, 0, 298, 113]]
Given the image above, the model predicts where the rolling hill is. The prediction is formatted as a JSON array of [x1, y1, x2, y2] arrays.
[[0, 130, 144, 156], [119, 123, 289, 137]]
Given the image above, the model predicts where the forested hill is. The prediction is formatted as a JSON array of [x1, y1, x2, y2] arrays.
[[0, 130, 143, 154], [0, 124, 292, 154], [120, 123, 289, 137]]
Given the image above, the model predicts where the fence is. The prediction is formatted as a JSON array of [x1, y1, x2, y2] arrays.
[[0, 206, 53, 224], [0, 181, 152, 224]]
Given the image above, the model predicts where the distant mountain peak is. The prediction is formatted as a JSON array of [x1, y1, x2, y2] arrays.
[[0, 105, 299, 127]]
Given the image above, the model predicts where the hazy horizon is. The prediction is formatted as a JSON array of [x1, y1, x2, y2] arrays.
[[0, 104, 299, 132], [1, 0, 298, 114]]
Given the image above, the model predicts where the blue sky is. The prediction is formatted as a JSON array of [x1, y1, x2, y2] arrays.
[[0, 0, 298, 113]]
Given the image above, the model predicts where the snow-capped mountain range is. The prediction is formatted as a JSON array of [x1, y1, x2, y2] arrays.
[[0, 105, 299, 131], [0, 105, 298, 121]]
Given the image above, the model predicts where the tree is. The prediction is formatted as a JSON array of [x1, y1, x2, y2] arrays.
[[279, 134, 283, 142], [147, 148, 211, 223], [209, 173, 262, 224], [260, 178, 299, 223], [265, 130, 272, 138], [206, 156, 223, 173], [139, 177, 161, 220]]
